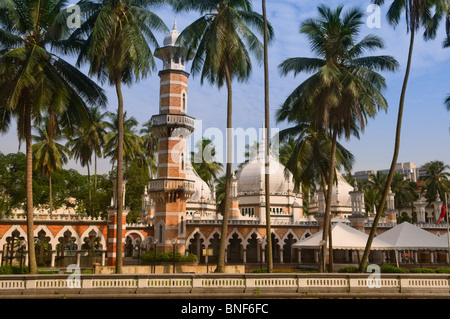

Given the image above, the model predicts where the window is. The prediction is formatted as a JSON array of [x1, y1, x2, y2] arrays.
[[159, 224, 163, 243], [182, 93, 186, 111], [181, 153, 185, 171]]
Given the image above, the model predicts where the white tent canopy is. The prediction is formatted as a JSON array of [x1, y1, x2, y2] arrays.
[[376, 222, 448, 251], [292, 222, 391, 251]]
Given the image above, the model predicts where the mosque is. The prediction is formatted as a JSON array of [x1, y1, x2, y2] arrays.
[[0, 22, 448, 270]]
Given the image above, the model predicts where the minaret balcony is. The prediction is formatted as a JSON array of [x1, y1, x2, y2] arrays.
[[148, 178, 195, 194], [151, 114, 195, 138]]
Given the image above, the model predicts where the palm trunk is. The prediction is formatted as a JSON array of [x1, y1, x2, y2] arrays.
[[87, 163, 92, 216], [94, 154, 98, 192], [262, 0, 272, 274], [25, 93, 37, 274], [49, 174, 53, 214], [115, 77, 124, 274], [321, 129, 337, 273], [216, 64, 233, 273], [359, 31, 415, 272]]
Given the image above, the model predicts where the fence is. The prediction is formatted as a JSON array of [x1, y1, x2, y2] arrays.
[[0, 273, 449, 298]]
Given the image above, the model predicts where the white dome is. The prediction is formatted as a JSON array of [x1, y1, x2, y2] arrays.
[[163, 20, 179, 46], [186, 162, 213, 202], [236, 152, 294, 194], [333, 173, 354, 206]]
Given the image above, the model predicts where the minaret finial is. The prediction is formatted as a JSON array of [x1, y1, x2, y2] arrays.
[[173, 17, 178, 30]]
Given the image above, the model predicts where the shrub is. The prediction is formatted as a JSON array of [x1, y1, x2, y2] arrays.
[[435, 267, 450, 274], [252, 268, 268, 273], [337, 266, 360, 273], [380, 264, 409, 273], [0, 265, 29, 274], [411, 268, 435, 273], [141, 252, 198, 263]]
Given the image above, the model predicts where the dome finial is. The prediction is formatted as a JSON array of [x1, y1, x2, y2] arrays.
[[173, 17, 178, 31]]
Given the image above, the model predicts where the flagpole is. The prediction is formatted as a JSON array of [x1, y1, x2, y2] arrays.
[[446, 192, 450, 263]]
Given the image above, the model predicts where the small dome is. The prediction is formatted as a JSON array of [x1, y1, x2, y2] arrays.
[[186, 161, 213, 202], [236, 151, 294, 194], [163, 20, 180, 46]]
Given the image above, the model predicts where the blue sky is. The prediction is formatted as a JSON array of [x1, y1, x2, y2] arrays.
[[1, 0, 449, 176]]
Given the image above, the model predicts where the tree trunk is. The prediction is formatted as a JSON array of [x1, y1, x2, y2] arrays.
[[49, 174, 53, 214], [321, 129, 338, 273], [115, 77, 124, 274], [359, 31, 415, 272], [262, 0, 273, 274], [25, 93, 37, 274], [216, 64, 233, 273], [87, 163, 92, 216], [94, 154, 98, 192]]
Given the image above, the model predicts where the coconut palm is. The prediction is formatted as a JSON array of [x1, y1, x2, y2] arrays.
[[139, 119, 158, 179], [86, 106, 107, 192], [361, 0, 442, 272], [279, 5, 398, 272], [32, 117, 71, 214], [276, 121, 355, 193], [420, 161, 450, 203], [191, 138, 224, 188], [0, 0, 107, 273], [173, 0, 273, 273], [391, 172, 418, 210], [367, 171, 388, 193], [276, 119, 355, 273], [67, 127, 95, 215], [103, 111, 144, 170]]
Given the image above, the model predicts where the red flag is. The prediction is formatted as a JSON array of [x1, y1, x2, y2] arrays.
[[438, 201, 446, 224]]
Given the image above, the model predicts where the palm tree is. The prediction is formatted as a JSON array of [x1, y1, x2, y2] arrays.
[[420, 161, 450, 203], [279, 5, 398, 272], [191, 138, 224, 188], [139, 119, 158, 179], [103, 111, 144, 170], [173, 0, 273, 273], [69, 0, 168, 273], [361, 0, 441, 271], [0, 0, 107, 274], [67, 127, 95, 215], [276, 119, 355, 273], [367, 171, 388, 193], [276, 121, 355, 193], [86, 106, 107, 192], [32, 117, 71, 214], [391, 172, 417, 210]]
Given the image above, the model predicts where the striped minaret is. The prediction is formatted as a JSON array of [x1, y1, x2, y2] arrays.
[[148, 21, 195, 253]]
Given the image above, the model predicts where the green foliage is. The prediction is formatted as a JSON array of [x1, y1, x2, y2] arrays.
[[411, 268, 436, 273], [380, 264, 410, 273], [435, 267, 450, 274], [337, 266, 360, 273], [124, 158, 150, 222], [141, 252, 198, 263], [0, 151, 113, 216], [0, 265, 29, 274]]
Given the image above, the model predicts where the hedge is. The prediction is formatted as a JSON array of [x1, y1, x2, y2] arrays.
[[141, 252, 198, 263], [0, 265, 29, 274]]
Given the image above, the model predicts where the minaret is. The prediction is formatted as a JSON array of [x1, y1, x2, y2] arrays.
[[148, 20, 195, 253]]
